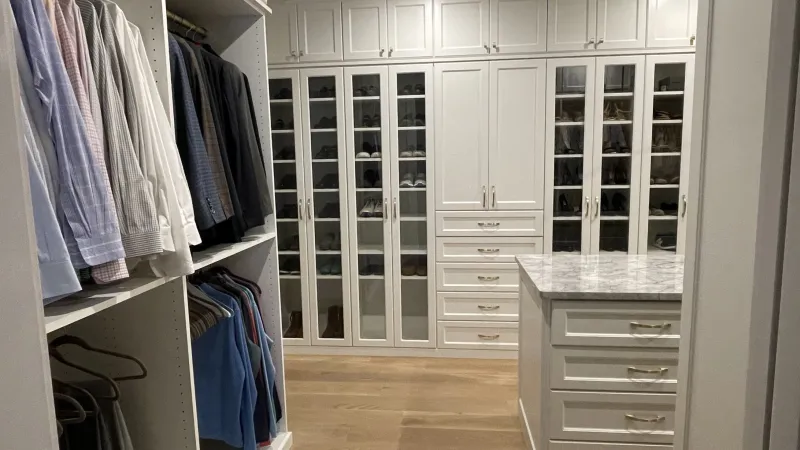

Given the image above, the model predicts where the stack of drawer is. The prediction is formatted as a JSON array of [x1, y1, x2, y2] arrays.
[[545, 300, 682, 449], [434, 211, 543, 351]]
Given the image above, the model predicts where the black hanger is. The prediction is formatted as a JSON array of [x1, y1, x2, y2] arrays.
[[49, 335, 148, 382], [49, 347, 122, 401], [52, 378, 101, 416], [53, 393, 87, 425]]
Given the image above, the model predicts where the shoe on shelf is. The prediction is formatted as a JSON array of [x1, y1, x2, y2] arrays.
[[402, 84, 412, 95], [321, 305, 344, 339], [278, 174, 297, 189], [654, 177, 668, 185], [356, 150, 370, 158], [279, 235, 299, 251], [361, 115, 373, 128], [285, 258, 301, 275], [275, 146, 295, 160], [370, 151, 382, 158], [601, 192, 610, 213], [273, 118, 285, 130], [654, 110, 672, 120], [359, 198, 376, 217], [400, 114, 413, 127], [400, 173, 414, 187], [613, 164, 628, 184], [276, 204, 298, 219], [315, 145, 337, 159], [654, 233, 677, 251], [283, 311, 303, 338], [274, 88, 292, 100], [412, 149, 426, 157], [318, 259, 332, 275], [367, 85, 378, 96], [669, 176, 680, 184], [401, 262, 415, 276], [415, 114, 425, 126], [315, 174, 339, 189], [558, 194, 570, 215], [612, 193, 627, 213], [318, 233, 336, 250], [650, 207, 665, 216], [330, 259, 342, 275], [372, 114, 381, 127], [414, 84, 425, 95], [413, 173, 426, 188], [319, 203, 340, 218], [373, 198, 384, 217], [362, 169, 380, 188], [416, 263, 427, 277], [399, 146, 414, 158]]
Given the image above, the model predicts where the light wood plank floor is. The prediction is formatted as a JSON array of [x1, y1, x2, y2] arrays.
[[284, 355, 527, 450]]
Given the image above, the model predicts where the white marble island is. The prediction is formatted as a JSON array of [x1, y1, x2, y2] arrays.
[[517, 255, 684, 450]]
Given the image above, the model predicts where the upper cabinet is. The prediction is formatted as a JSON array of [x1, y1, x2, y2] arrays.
[[647, 0, 697, 48], [490, 0, 547, 54], [298, 2, 345, 61], [267, 3, 300, 64], [547, 0, 645, 52], [342, 0, 388, 60], [434, 0, 491, 56], [388, 0, 434, 58]]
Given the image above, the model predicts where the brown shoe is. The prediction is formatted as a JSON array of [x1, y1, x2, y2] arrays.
[[283, 311, 303, 338]]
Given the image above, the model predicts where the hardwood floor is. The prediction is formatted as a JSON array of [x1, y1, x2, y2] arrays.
[[284, 355, 527, 450]]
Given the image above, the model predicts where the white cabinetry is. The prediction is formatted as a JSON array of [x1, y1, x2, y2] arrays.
[[489, 0, 547, 54], [388, 0, 434, 57], [298, 2, 345, 62], [435, 60, 545, 212], [434, 0, 491, 56], [342, 0, 389, 60], [547, 0, 645, 52], [266, 3, 299, 64], [647, 0, 697, 48]]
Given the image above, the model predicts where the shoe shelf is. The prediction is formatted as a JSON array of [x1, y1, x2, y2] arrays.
[[555, 93, 585, 99], [400, 214, 426, 221], [314, 188, 339, 193], [649, 215, 678, 221], [650, 184, 680, 189], [555, 121, 585, 127], [273, 159, 296, 164], [603, 153, 632, 158], [553, 216, 582, 221], [275, 189, 297, 193], [312, 159, 338, 163], [397, 94, 425, 99], [554, 185, 582, 190], [272, 129, 294, 134], [355, 157, 382, 162], [314, 217, 341, 222], [602, 120, 633, 125], [270, 99, 293, 104], [279, 274, 301, 279], [400, 244, 427, 255], [359, 275, 385, 280], [599, 216, 630, 221], [601, 184, 631, 189], [276, 218, 298, 222], [401, 275, 427, 280], [357, 217, 383, 222], [278, 250, 301, 255], [316, 275, 343, 279], [353, 96, 380, 101], [357, 244, 384, 254], [354, 127, 381, 132], [398, 126, 426, 131], [605, 92, 634, 98], [399, 187, 426, 191], [653, 119, 683, 124], [310, 128, 337, 133], [308, 97, 336, 102], [317, 250, 342, 255], [653, 90, 684, 96], [554, 154, 583, 159], [356, 187, 382, 192], [398, 157, 426, 161], [652, 152, 681, 156]]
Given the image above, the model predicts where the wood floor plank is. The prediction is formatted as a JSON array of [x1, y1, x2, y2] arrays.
[[286, 355, 526, 450]]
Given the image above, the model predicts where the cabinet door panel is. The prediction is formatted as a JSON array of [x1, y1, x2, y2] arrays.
[[647, 0, 697, 48], [298, 2, 344, 62], [434, 0, 491, 56], [266, 4, 298, 64], [596, 0, 646, 50], [388, 0, 434, 58], [489, 60, 546, 210], [343, 0, 388, 60], [547, 0, 597, 52], [434, 62, 490, 210], [490, 0, 546, 54]]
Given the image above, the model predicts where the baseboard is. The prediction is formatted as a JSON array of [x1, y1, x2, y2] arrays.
[[265, 431, 292, 450], [519, 398, 536, 450], [284, 345, 518, 359]]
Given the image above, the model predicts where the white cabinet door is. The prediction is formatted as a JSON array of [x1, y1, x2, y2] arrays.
[[298, 2, 344, 62], [434, 62, 490, 211], [489, 0, 546, 54], [547, 0, 597, 52], [266, 4, 299, 64], [434, 0, 491, 56], [488, 60, 546, 210], [596, 0, 646, 50], [342, 0, 388, 60], [387, 0, 434, 58], [647, 0, 697, 48]]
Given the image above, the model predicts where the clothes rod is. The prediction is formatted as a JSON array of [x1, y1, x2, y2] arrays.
[[166, 10, 208, 38]]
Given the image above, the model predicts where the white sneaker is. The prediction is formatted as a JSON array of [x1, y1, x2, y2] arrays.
[[412, 150, 426, 157], [373, 198, 384, 217], [413, 173, 426, 188], [399, 173, 414, 187], [370, 151, 382, 158], [399, 150, 413, 158], [356, 151, 370, 158], [359, 198, 375, 217]]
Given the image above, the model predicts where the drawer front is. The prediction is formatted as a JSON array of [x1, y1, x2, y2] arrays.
[[549, 391, 676, 444], [550, 442, 672, 449], [437, 321, 518, 350], [551, 301, 681, 348], [436, 237, 543, 263], [436, 263, 519, 292], [438, 292, 519, 321], [436, 211, 544, 237], [550, 347, 679, 393]]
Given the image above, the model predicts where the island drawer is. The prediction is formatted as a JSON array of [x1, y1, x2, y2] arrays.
[[437, 320, 518, 350], [436, 211, 544, 237], [551, 301, 681, 348], [437, 292, 519, 321], [436, 237, 543, 263], [549, 442, 672, 449], [436, 263, 519, 292], [550, 347, 679, 393], [548, 391, 676, 444]]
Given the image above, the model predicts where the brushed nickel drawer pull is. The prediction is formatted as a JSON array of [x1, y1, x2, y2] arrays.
[[478, 334, 500, 340], [478, 276, 500, 281], [478, 305, 500, 311], [477, 248, 501, 253], [630, 322, 672, 329], [625, 414, 666, 423], [627, 367, 669, 375], [477, 222, 500, 227]]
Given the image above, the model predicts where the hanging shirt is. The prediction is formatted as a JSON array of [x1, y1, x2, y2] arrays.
[[52, 0, 128, 283], [10, 0, 125, 269], [75, 0, 162, 258]]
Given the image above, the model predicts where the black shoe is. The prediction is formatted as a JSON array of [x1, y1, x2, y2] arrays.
[[275, 146, 295, 160], [612, 193, 627, 213], [279, 235, 299, 251], [276, 204, 298, 219], [363, 169, 379, 188], [601, 193, 610, 213], [273, 118, 285, 130], [274, 88, 292, 100], [614, 164, 629, 184], [372, 114, 381, 127], [279, 174, 297, 189], [318, 233, 335, 251], [319, 203, 340, 218], [283, 311, 303, 338], [361, 115, 372, 127], [415, 114, 425, 126], [558, 194, 570, 216], [322, 305, 343, 339], [315, 174, 339, 189], [414, 84, 425, 94], [315, 145, 338, 159]]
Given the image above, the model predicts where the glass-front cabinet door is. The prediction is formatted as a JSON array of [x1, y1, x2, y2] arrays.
[[344, 66, 394, 347], [270, 70, 311, 346], [638, 54, 695, 255], [545, 58, 595, 254], [299, 68, 353, 346], [590, 56, 644, 254], [389, 64, 435, 348]]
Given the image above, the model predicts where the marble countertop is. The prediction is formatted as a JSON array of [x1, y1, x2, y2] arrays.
[[516, 254, 684, 301]]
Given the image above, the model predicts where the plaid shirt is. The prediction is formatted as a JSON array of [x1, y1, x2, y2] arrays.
[[11, 0, 125, 268]]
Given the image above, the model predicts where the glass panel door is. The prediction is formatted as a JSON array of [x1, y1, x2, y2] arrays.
[[270, 73, 310, 345], [344, 66, 394, 346], [639, 55, 694, 254], [300, 68, 352, 346], [591, 56, 644, 254], [390, 65, 434, 347], [546, 59, 595, 254]]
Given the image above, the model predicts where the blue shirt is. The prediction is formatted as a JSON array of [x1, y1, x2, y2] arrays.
[[11, 0, 125, 268]]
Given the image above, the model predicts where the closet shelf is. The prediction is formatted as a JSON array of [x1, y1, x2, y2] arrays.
[[554, 154, 583, 159], [308, 97, 336, 102], [604, 92, 634, 98], [353, 96, 380, 101], [271, 129, 294, 134], [269, 99, 293, 104], [397, 94, 425, 99], [555, 93, 585, 99], [354, 127, 381, 132], [602, 153, 632, 157], [398, 126, 426, 131], [602, 120, 633, 125], [192, 230, 277, 271], [555, 121, 584, 127], [653, 91, 684, 96], [653, 119, 683, 124]]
